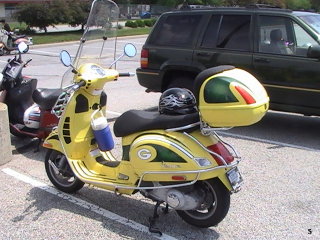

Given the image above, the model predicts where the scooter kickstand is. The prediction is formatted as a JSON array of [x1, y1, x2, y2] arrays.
[[148, 201, 162, 236], [162, 203, 169, 214], [34, 138, 41, 153]]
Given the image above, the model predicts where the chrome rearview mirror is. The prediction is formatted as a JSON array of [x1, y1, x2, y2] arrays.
[[60, 50, 72, 67], [109, 43, 137, 68], [124, 43, 137, 58]]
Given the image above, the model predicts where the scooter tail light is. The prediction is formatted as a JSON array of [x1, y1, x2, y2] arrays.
[[140, 48, 149, 68], [207, 142, 234, 166], [172, 175, 186, 181]]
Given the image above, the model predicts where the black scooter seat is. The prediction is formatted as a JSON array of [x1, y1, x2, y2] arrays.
[[32, 88, 63, 110], [114, 110, 200, 137]]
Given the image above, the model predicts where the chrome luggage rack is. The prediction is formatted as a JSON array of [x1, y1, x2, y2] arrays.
[[165, 117, 241, 161]]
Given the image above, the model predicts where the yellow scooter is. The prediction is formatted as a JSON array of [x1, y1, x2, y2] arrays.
[[42, 0, 269, 233]]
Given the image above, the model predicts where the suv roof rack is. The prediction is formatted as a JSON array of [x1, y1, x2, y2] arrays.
[[246, 4, 292, 12]]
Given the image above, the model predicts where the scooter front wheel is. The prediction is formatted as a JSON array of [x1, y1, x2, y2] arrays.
[[176, 178, 230, 228], [45, 149, 84, 193]]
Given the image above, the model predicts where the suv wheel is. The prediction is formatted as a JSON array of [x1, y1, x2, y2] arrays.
[[166, 74, 195, 92]]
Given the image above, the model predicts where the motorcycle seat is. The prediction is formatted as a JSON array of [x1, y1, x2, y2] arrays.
[[114, 110, 200, 137], [32, 88, 63, 110]]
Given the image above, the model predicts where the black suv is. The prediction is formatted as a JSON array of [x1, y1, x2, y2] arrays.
[[136, 5, 320, 116]]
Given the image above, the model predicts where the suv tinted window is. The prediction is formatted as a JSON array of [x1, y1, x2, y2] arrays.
[[258, 15, 318, 56], [149, 14, 202, 47], [202, 15, 251, 50], [258, 16, 293, 55], [201, 15, 220, 48], [217, 15, 251, 50]]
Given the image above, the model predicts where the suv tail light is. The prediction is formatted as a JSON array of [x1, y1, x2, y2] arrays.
[[207, 142, 234, 166], [140, 48, 149, 68]]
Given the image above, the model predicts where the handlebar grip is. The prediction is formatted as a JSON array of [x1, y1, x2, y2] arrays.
[[25, 58, 32, 64], [71, 80, 86, 91], [119, 72, 135, 77], [77, 80, 86, 87]]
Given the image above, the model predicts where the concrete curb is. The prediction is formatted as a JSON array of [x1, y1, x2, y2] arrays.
[[0, 103, 12, 165], [29, 34, 149, 49]]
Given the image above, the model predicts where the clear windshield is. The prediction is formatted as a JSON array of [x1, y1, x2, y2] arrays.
[[61, 0, 119, 88], [299, 14, 320, 35]]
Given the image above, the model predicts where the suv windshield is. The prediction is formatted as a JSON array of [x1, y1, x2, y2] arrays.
[[298, 14, 320, 34]]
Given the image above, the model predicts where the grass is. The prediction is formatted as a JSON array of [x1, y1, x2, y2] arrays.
[[30, 27, 152, 45]]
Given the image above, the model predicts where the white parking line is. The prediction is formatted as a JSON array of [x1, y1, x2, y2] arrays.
[[2, 168, 177, 240]]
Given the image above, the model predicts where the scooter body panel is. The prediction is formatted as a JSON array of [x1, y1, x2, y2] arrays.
[[5, 77, 37, 124], [124, 130, 233, 190]]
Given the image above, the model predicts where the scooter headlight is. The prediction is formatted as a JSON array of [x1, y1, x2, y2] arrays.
[[194, 158, 212, 167]]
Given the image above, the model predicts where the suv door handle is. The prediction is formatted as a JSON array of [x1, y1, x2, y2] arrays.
[[254, 57, 270, 63], [196, 52, 212, 57]]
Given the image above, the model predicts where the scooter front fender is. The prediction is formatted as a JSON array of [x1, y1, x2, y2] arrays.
[[43, 130, 64, 153]]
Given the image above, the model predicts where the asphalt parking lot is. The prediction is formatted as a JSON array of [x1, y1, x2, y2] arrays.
[[0, 36, 319, 240]]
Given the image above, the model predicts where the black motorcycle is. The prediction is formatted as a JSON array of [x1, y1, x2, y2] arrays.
[[0, 43, 61, 142]]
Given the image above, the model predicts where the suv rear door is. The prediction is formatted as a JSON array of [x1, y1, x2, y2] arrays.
[[252, 14, 320, 114], [193, 12, 253, 72]]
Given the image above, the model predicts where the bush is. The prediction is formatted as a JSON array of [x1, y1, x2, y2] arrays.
[[136, 19, 145, 27], [143, 19, 153, 27], [125, 19, 157, 28], [125, 20, 138, 28]]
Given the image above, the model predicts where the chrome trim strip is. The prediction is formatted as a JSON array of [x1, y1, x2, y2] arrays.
[[72, 161, 239, 191], [132, 134, 194, 159], [264, 84, 320, 93]]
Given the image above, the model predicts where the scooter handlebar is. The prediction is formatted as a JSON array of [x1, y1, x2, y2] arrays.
[[25, 58, 32, 66], [72, 80, 86, 91], [119, 72, 135, 77]]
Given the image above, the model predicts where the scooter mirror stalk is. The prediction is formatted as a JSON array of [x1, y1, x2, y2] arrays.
[[60, 50, 80, 75], [108, 43, 137, 68]]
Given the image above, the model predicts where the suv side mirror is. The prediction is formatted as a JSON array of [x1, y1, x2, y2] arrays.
[[307, 45, 320, 59]]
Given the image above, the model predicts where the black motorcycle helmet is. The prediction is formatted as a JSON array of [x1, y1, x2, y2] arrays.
[[159, 88, 197, 115]]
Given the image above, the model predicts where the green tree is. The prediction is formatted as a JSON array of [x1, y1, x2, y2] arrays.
[[15, 3, 55, 32], [67, 0, 91, 29], [286, 0, 311, 10], [310, 0, 320, 11], [50, 0, 70, 24]]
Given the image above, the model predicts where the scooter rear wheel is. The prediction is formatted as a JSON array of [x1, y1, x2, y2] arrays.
[[45, 149, 84, 193], [176, 178, 230, 228]]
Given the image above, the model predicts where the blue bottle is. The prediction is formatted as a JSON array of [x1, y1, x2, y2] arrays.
[[91, 117, 114, 151]]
